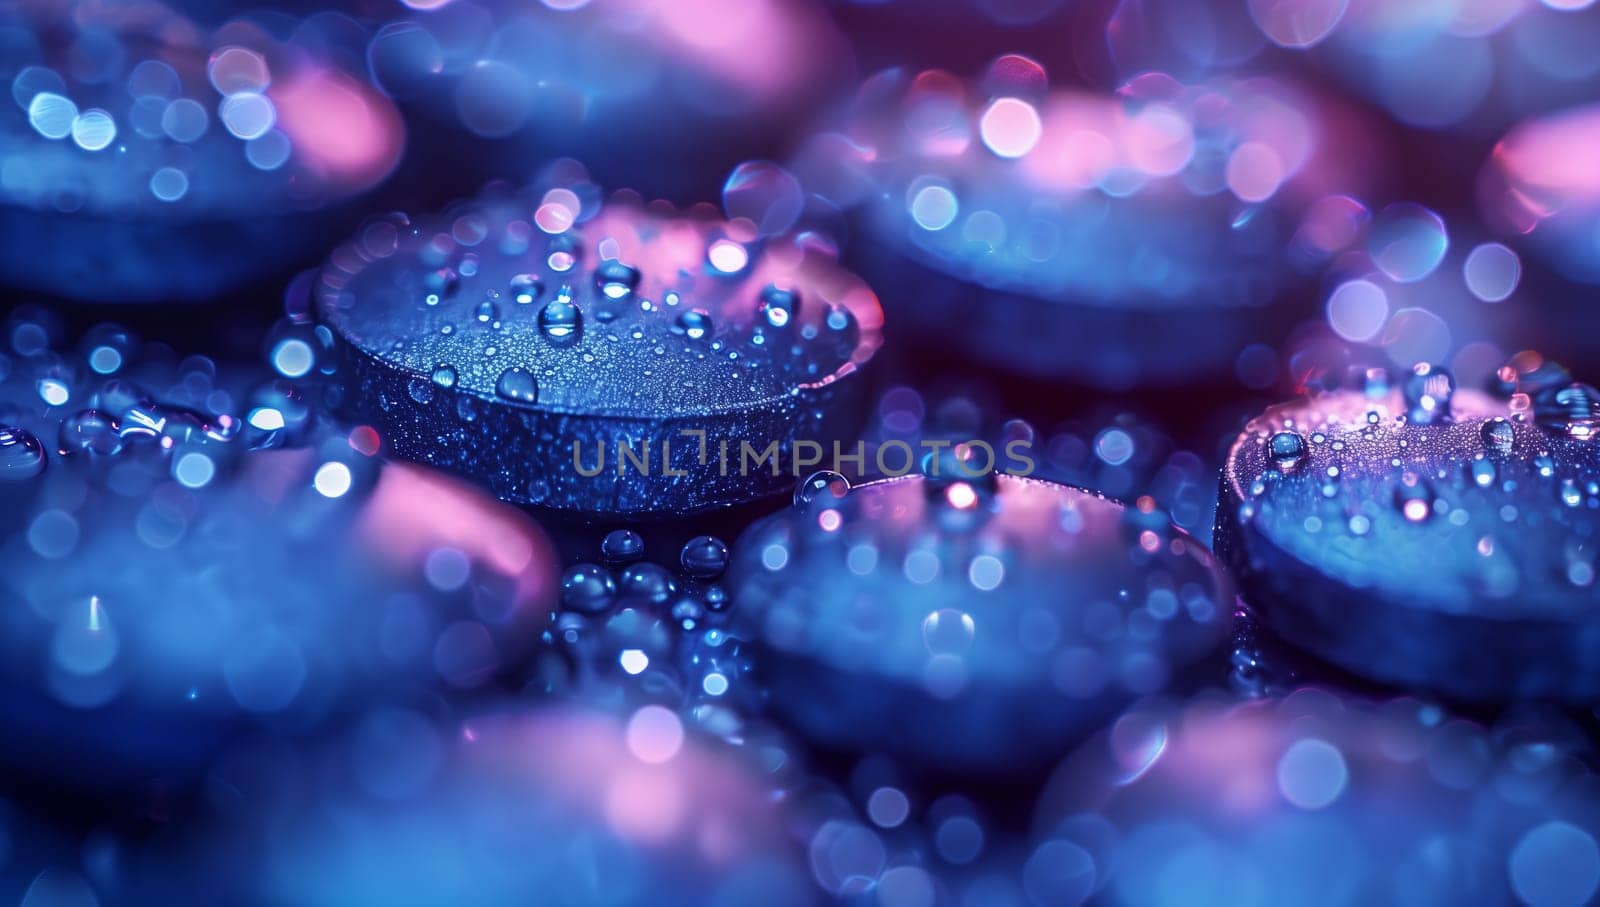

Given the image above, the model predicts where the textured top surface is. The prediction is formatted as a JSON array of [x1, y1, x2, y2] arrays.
[[317, 191, 884, 419], [1223, 370, 1600, 620]]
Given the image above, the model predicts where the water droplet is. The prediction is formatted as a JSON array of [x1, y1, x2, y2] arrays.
[[510, 274, 544, 305], [495, 368, 538, 404], [431, 365, 457, 388], [0, 424, 47, 481], [670, 599, 704, 630], [1403, 363, 1455, 424], [560, 564, 616, 615], [601, 529, 645, 565], [680, 536, 730, 579], [1535, 383, 1600, 442], [475, 300, 499, 324], [795, 469, 850, 507], [595, 261, 641, 300], [58, 410, 121, 456], [538, 297, 581, 340], [759, 284, 799, 329], [672, 309, 713, 341], [1267, 431, 1308, 472], [1481, 418, 1515, 452], [619, 563, 676, 606]]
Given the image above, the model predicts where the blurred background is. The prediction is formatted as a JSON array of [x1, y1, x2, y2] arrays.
[[3, 0, 1600, 903]]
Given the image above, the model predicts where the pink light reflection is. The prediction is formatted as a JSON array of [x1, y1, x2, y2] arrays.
[[1482, 103, 1600, 233], [356, 461, 558, 623], [462, 707, 788, 865], [272, 65, 405, 192]]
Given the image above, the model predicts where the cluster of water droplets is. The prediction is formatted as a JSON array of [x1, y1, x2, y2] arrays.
[[317, 185, 876, 420], [552, 527, 753, 717], [0, 318, 337, 500], [1237, 358, 1600, 606], [0, 307, 577, 733]]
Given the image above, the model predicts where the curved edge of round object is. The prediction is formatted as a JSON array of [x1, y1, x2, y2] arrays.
[[729, 472, 1233, 776], [1216, 386, 1600, 703], [316, 193, 884, 516], [0, 204, 354, 302], [848, 228, 1288, 386], [0, 442, 560, 789], [1031, 687, 1600, 905], [128, 701, 814, 905]]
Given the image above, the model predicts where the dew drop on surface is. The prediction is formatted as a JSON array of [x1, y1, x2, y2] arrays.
[[1267, 431, 1308, 472], [680, 536, 730, 579], [494, 368, 538, 404], [601, 529, 645, 565], [510, 274, 544, 305], [759, 285, 799, 329], [595, 261, 641, 300], [475, 300, 499, 324], [1482, 418, 1515, 452], [1535, 383, 1600, 442], [0, 424, 47, 481], [559, 564, 616, 615], [619, 563, 676, 606], [431, 365, 457, 388], [538, 297, 580, 340], [58, 410, 121, 456], [673, 309, 713, 340], [1403, 363, 1455, 424], [795, 469, 850, 507]]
